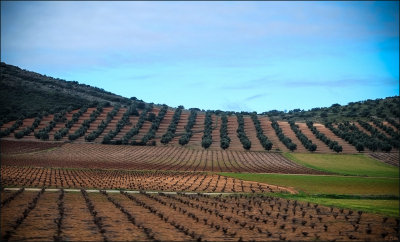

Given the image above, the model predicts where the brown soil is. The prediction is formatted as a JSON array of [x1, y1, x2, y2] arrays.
[[0, 140, 62, 154], [296, 122, 333, 153], [3, 191, 395, 241], [369, 152, 400, 167], [10, 192, 58, 241], [313, 123, 358, 153], [1, 166, 293, 193], [1, 142, 324, 174], [243, 116, 265, 151], [258, 117, 289, 152], [278, 121, 308, 153], [62, 191, 104, 241]]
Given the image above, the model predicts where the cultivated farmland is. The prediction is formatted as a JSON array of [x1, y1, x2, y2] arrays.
[[1, 189, 399, 241], [1, 66, 399, 241]]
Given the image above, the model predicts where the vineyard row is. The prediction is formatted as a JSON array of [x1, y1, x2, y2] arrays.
[[1, 189, 398, 241]]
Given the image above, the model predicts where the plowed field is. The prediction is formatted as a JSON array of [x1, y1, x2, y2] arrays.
[[2, 141, 325, 174], [1, 190, 398, 241]]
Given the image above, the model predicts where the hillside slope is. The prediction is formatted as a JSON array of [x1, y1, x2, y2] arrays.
[[0, 62, 136, 122], [1, 62, 399, 157]]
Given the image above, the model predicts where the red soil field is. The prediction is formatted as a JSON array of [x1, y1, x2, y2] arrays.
[[187, 113, 206, 147], [1, 190, 398, 241], [258, 117, 289, 152], [1, 166, 291, 193], [296, 122, 333, 153], [5, 106, 397, 154], [226, 115, 245, 151], [313, 123, 358, 153], [0, 140, 62, 154], [278, 121, 308, 153], [1, 141, 326, 174], [94, 107, 127, 142], [168, 111, 189, 145], [243, 116, 265, 151]]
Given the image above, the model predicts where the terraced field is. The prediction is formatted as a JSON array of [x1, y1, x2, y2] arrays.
[[1, 105, 399, 241], [2, 189, 399, 241], [1, 141, 324, 174], [1, 106, 398, 156]]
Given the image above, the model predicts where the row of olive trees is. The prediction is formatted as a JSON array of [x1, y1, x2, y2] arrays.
[[54, 105, 89, 140], [326, 121, 390, 152], [14, 116, 42, 139], [201, 112, 213, 148], [386, 117, 400, 130], [250, 113, 272, 151], [34, 111, 67, 140], [270, 119, 297, 151], [219, 113, 231, 149], [0, 117, 24, 138], [68, 104, 106, 141], [306, 121, 342, 153], [236, 113, 251, 150], [358, 120, 399, 149], [161, 106, 184, 144], [139, 104, 169, 145], [179, 109, 197, 146], [288, 121, 317, 152], [371, 118, 399, 140], [102, 103, 140, 144], [118, 104, 153, 145], [85, 105, 121, 142]]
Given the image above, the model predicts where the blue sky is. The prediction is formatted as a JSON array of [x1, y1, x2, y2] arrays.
[[1, 1, 399, 112]]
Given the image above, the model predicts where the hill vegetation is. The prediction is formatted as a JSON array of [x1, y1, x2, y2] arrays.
[[1, 61, 398, 128], [0, 62, 138, 123]]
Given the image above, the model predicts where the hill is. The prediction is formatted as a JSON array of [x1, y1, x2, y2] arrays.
[[0, 62, 137, 123], [1, 62, 399, 155], [1, 62, 399, 124]]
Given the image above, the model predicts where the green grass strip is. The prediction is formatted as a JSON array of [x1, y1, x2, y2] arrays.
[[219, 172, 399, 196], [284, 152, 399, 178], [268, 192, 399, 217]]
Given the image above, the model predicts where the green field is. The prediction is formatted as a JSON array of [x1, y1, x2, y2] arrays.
[[269, 193, 399, 217], [284, 153, 399, 177], [220, 173, 399, 196], [219, 153, 400, 217]]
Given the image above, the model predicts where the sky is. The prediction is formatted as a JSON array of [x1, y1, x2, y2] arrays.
[[1, 1, 399, 112]]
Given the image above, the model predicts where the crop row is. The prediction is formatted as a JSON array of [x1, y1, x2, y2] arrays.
[[219, 113, 231, 149], [250, 113, 273, 151], [0, 166, 291, 193], [1, 190, 398, 241], [138, 104, 168, 145], [0, 117, 23, 138], [68, 104, 106, 141], [201, 112, 213, 149], [306, 121, 342, 152], [102, 103, 140, 144], [289, 121, 317, 152], [119, 104, 153, 144], [2, 143, 325, 174], [326, 121, 392, 152], [236, 113, 252, 150], [34, 111, 67, 140], [161, 106, 183, 144], [358, 120, 399, 149], [4, 104, 398, 153], [54, 105, 89, 140], [14, 116, 42, 139], [271, 120, 297, 151], [386, 117, 400, 130], [371, 118, 399, 140], [85, 105, 121, 142], [178, 109, 198, 145]]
